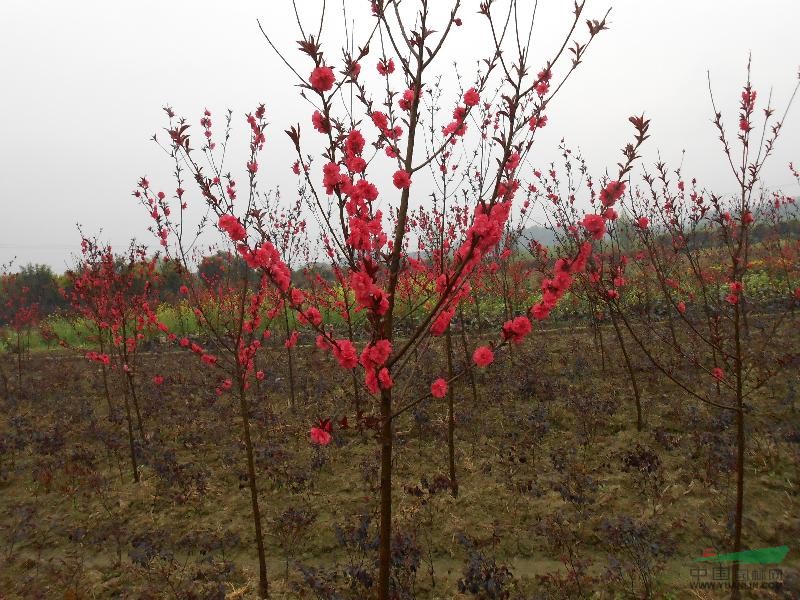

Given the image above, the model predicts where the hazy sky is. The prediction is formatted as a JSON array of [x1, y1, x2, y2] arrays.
[[1, 1, 798, 271]]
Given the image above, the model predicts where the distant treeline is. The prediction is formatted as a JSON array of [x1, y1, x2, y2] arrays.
[[0, 253, 337, 326], [2, 219, 797, 326]]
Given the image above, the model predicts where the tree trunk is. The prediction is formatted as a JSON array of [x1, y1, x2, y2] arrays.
[[122, 383, 139, 483], [237, 378, 269, 598], [343, 295, 361, 413], [445, 327, 458, 496], [473, 291, 482, 334], [127, 374, 145, 440], [99, 335, 115, 418], [458, 306, 478, 405], [378, 387, 393, 600], [283, 306, 296, 411], [610, 310, 643, 432], [731, 307, 745, 600], [16, 332, 23, 389]]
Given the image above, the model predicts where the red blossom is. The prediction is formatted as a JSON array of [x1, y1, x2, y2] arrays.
[[529, 115, 547, 130], [393, 169, 412, 189], [398, 88, 416, 111], [285, 330, 299, 348], [310, 66, 336, 92], [431, 378, 448, 398], [332, 339, 358, 369], [377, 58, 395, 75], [310, 425, 332, 445], [372, 111, 389, 131], [218, 215, 247, 242], [600, 181, 626, 207], [581, 214, 606, 240], [464, 87, 480, 107], [501, 316, 532, 344], [473, 346, 494, 367], [312, 110, 330, 133]]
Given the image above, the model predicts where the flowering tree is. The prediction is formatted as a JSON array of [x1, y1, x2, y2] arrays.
[[64, 237, 160, 482], [530, 143, 651, 431], [131, 0, 639, 596], [623, 69, 800, 598], [261, 191, 312, 410], [555, 66, 799, 598], [258, 1, 617, 596], [134, 104, 287, 595], [0, 265, 40, 395]]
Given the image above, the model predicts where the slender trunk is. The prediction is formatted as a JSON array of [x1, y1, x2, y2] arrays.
[[501, 274, 515, 365], [343, 294, 361, 413], [127, 374, 145, 441], [0, 362, 9, 400], [376, 45, 422, 600], [378, 387, 393, 600], [731, 307, 745, 599], [594, 312, 606, 373], [254, 354, 262, 399], [101, 365, 114, 417], [473, 291, 482, 335], [610, 310, 643, 432], [99, 336, 114, 418], [16, 332, 22, 389], [283, 306, 296, 411], [501, 271, 511, 322], [122, 383, 139, 483], [667, 310, 679, 348], [237, 378, 269, 598], [458, 306, 478, 405], [350, 369, 361, 415], [445, 327, 458, 496]]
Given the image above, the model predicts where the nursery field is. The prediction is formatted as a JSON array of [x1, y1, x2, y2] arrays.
[[3, 1, 800, 599], [1, 318, 798, 599]]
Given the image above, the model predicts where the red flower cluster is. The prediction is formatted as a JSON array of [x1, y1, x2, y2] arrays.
[[473, 345, 494, 367], [431, 378, 448, 398], [310, 419, 333, 445], [501, 315, 532, 344], [463, 87, 480, 107], [86, 351, 111, 365], [600, 180, 626, 207], [582, 214, 606, 240], [360, 339, 393, 393], [239, 242, 292, 292], [331, 338, 358, 369], [393, 169, 412, 189], [219, 214, 246, 242], [312, 110, 330, 134], [530, 242, 591, 321], [377, 58, 395, 75], [529, 115, 547, 130], [398, 88, 417, 111], [351, 268, 389, 315], [309, 66, 336, 92]]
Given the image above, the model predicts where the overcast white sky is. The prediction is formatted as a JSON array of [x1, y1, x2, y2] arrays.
[[1, 1, 798, 271]]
